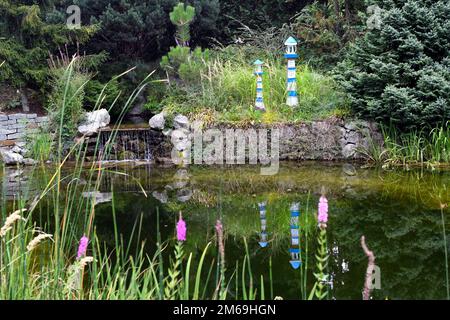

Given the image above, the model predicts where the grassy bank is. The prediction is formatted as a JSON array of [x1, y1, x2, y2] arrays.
[[149, 46, 349, 126], [362, 123, 450, 167]]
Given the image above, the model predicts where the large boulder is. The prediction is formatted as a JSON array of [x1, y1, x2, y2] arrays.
[[78, 109, 110, 136], [149, 112, 165, 130], [0, 148, 24, 165]]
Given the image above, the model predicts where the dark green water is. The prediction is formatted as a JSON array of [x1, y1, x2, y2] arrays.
[[2, 162, 450, 299]]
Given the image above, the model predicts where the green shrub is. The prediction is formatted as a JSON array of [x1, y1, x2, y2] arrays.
[[292, 1, 365, 69], [84, 79, 124, 118], [335, 0, 450, 130], [161, 46, 210, 84], [26, 130, 54, 162]]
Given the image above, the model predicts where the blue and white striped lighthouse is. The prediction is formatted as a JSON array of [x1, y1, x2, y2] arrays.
[[258, 202, 268, 248], [289, 202, 301, 269], [284, 37, 299, 107], [253, 59, 265, 111]]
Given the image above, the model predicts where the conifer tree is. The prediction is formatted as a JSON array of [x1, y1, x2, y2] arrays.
[[335, 0, 450, 129], [0, 1, 96, 90]]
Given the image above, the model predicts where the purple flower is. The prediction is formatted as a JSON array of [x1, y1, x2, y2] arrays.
[[177, 215, 187, 242], [77, 235, 89, 259], [215, 220, 223, 234], [318, 196, 328, 223]]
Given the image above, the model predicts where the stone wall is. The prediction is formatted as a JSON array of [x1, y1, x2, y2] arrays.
[[85, 118, 383, 163], [0, 113, 49, 145], [210, 118, 383, 161]]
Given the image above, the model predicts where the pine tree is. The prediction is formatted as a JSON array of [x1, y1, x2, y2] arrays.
[[0, 0, 96, 90], [335, 0, 450, 130]]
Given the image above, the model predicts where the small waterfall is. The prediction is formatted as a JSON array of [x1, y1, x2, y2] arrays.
[[97, 128, 156, 162]]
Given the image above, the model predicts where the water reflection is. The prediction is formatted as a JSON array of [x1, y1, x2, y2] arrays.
[[1, 162, 449, 299], [258, 202, 268, 248], [289, 203, 301, 269]]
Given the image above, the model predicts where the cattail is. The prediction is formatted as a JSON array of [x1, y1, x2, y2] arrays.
[[0, 209, 26, 238], [27, 232, 53, 252]]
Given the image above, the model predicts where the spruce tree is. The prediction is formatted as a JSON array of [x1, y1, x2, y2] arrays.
[[335, 0, 450, 129], [0, 1, 95, 90]]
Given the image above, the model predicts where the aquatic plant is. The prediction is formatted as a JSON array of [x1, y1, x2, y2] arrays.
[[311, 194, 329, 300]]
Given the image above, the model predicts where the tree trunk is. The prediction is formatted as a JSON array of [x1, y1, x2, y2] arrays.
[[19, 88, 29, 112]]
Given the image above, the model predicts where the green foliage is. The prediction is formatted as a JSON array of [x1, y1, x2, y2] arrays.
[[84, 78, 123, 117], [46, 58, 89, 144], [48, 0, 220, 64], [292, 1, 365, 69], [162, 46, 347, 124], [312, 228, 329, 300], [170, 2, 196, 46], [164, 242, 184, 299], [335, 0, 450, 130], [161, 4, 210, 86], [144, 81, 168, 113], [380, 123, 450, 166], [0, 0, 97, 89], [26, 130, 54, 163], [217, 0, 308, 43]]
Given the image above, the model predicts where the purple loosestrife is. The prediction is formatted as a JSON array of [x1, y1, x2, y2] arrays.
[[177, 212, 187, 242], [318, 195, 328, 229], [77, 235, 89, 259]]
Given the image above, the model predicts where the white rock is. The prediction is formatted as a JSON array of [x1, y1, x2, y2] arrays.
[[11, 146, 27, 155], [177, 188, 193, 202], [152, 190, 168, 204], [0, 148, 24, 165], [342, 144, 356, 159], [173, 114, 189, 130], [149, 112, 165, 130], [171, 129, 191, 151], [78, 109, 110, 136]]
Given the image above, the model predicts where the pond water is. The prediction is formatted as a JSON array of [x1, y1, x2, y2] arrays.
[[2, 162, 449, 299]]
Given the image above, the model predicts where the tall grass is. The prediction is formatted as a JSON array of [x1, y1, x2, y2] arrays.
[[162, 47, 348, 125], [362, 123, 450, 167]]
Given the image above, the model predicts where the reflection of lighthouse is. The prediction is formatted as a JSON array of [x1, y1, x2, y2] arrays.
[[258, 202, 268, 248], [253, 59, 265, 111], [284, 37, 299, 107], [289, 202, 301, 269]]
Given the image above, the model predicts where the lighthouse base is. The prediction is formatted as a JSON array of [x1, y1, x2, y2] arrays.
[[286, 96, 298, 107]]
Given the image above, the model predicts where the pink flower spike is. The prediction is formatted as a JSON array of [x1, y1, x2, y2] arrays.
[[177, 213, 187, 242], [318, 196, 328, 223], [77, 235, 89, 259], [215, 220, 223, 233]]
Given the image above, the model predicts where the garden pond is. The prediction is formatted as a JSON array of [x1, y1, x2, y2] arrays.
[[1, 162, 449, 299]]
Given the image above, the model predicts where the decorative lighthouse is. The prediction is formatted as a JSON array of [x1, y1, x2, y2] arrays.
[[289, 202, 301, 269], [258, 202, 268, 248], [253, 59, 265, 111], [284, 37, 299, 107]]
